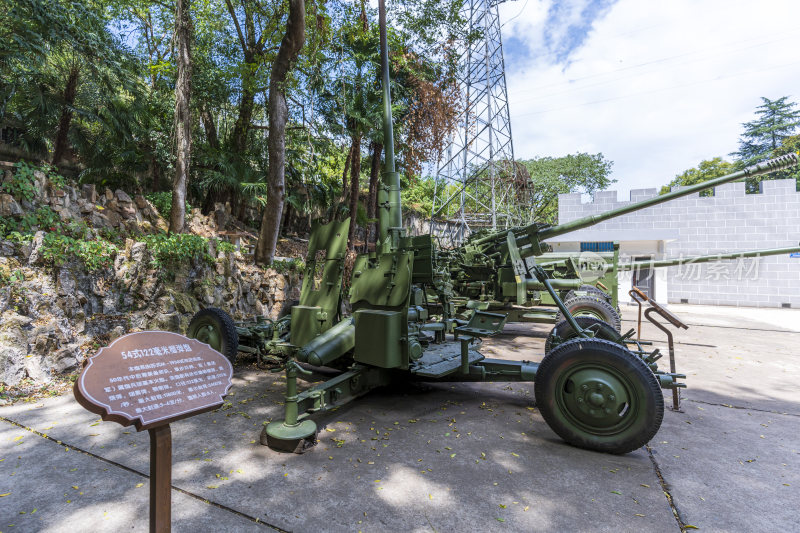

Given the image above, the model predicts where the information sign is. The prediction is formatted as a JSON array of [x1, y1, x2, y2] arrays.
[[73, 331, 234, 533], [74, 331, 233, 430]]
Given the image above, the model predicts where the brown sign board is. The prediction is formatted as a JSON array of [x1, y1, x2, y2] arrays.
[[74, 331, 234, 431]]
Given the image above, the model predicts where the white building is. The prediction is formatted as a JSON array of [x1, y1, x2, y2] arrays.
[[549, 179, 800, 308]]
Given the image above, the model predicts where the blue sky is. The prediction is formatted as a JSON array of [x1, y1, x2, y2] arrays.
[[503, 0, 618, 68], [494, 0, 800, 198]]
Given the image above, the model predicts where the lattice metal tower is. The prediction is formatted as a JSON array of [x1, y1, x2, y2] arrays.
[[431, 0, 529, 245]]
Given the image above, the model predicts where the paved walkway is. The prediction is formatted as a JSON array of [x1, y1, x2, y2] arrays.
[[1, 305, 798, 532]]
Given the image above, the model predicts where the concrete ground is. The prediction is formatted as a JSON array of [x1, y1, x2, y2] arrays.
[[1, 304, 798, 532]]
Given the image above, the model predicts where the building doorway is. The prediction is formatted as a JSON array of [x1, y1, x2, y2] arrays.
[[632, 256, 655, 299]]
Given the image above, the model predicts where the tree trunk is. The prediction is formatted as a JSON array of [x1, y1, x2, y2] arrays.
[[170, 0, 192, 234], [367, 141, 382, 244], [151, 154, 161, 192], [347, 134, 361, 250], [254, 0, 305, 265], [225, 0, 259, 155], [199, 105, 220, 214], [282, 202, 293, 235], [51, 66, 80, 165], [200, 105, 220, 150], [235, 194, 249, 222], [341, 143, 353, 201], [230, 54, 256, 153]]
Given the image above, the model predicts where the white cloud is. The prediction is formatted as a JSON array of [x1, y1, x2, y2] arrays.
[[497, 0, 800, 197]]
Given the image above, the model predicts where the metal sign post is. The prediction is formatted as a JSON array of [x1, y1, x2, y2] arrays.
[[74, 331, 234, 532]]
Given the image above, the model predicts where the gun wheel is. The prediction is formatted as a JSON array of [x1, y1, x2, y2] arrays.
[[535, 338, 663, 454], [566, 285, 614, 304], [187, 308, 239, 364], [555, 295, 621, 332], [545, 316, 621, 353]]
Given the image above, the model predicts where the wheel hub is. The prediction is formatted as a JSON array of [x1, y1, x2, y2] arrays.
[[194, 323, 221, 349], [560, 368, 632, 428]]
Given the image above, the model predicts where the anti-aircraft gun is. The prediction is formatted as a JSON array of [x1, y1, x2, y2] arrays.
[[186, 218, 352, 367], [527, 244, 800, 328], [186, 0, 798, 455], [247, 1, 800, 456], [440, 155, 800, 331]]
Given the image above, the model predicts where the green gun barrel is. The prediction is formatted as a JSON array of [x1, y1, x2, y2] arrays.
[[377, 0, 402, 251], [618, 245, 800, 270], [539, 153, 798, 241], [470, 153, 798, 257], [296, 318, 355, 367]]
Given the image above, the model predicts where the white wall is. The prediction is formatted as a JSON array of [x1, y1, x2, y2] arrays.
[[556, 179, 800, 308]]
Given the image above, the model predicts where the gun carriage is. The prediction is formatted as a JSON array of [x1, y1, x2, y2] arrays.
[[185, 0, 799, 455], [441, 242, 800, 332]]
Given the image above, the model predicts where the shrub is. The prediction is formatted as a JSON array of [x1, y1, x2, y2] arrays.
[[270, 258, 305, 274], [143, 233, 213, 268], [144, 191, 192, 218], [39, 233, 118, 271], [214, 238, 236, 254], [0, 206, 62, 234], [2, 162, 39, 202], [1, 162, 67, 202]]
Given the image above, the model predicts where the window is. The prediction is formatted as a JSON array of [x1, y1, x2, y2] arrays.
[[580, 242, 614, 253]]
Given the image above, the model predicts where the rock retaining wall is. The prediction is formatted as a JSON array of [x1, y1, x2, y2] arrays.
[[0, 169, 300, 386]]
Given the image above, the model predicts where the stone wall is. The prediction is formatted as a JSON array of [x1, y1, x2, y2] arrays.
[[0, 170, 300, 386], [0, 240, 299, 386], [557, 179, 800, 307]]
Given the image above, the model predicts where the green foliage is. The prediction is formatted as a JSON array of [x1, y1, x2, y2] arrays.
[[98, 226, 126, 245], [401, 176, 436, 217], [145, 192, 191, 219], [48, 170, 67, 189], [2, 0, 469, 260], [214, 239, 236, 254], [668, 97, 800, 195], [521, 153, 616, 224], [0, 200, 112, 270], [63, 218, 92, 240], [1, 0, 146, 176], [1, 162, 66, 205], [0, 268, 25, 287], [2, 162, 39, 202], [39, 233, 118, 271], [1, 206, 61, 234], [731, 96, 800, 191], [732, 96, 800, 164], [269, 258, 305, 274], [143, 233, 214, 268], [659, 157, 734, 196], [3, 230, 33, 245], [774, 134, 800, 190]]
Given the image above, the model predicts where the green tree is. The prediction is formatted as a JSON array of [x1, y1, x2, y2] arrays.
[[0, 0, 466, 257], [774, 134, 800, 189], [170, 0, 193, 233], [659, 157, 734, 196], [731, 96, 800, 191], [520, 153, 615, 224], [254, 0, 306, 265], [0, 0, 142, 173]]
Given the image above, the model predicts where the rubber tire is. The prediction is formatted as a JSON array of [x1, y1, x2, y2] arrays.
[[187, 308, 239, 364], [534, 338, 664, 454], [565, 285, 622, 316], [545, 316, 621, 353], [555, 295, 621, 332], [565, 285, 611, 304]]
